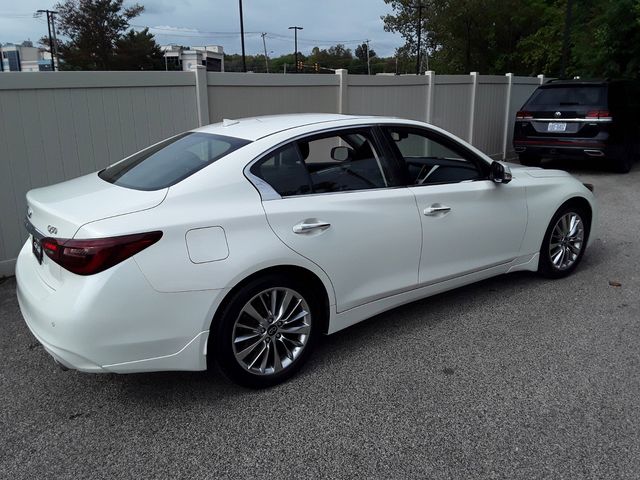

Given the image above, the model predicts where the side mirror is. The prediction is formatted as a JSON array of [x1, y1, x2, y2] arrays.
[[490, 161, 512, 184], [330, 146, 352, 162]]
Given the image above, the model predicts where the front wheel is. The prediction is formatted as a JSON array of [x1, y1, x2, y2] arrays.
[[538, 205, 589, 278], [211, 274, 320, 388]]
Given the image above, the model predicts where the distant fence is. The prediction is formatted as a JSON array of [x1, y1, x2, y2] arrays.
[[0, 68, 544, 275]]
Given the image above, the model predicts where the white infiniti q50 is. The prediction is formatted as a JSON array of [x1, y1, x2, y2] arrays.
[[16, 114, 596, 387]]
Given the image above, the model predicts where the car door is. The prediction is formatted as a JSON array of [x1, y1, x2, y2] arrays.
[[251, 127, 422, 312], [381, 125, 528, 285]]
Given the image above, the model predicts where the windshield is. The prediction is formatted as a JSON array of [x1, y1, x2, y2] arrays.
[[99, 132, 250, 191], [528, 86, 607, 106]]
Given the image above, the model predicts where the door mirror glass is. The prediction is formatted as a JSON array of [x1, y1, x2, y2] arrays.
[[330, 146, 352, 162], [490, 161, 512, 184]]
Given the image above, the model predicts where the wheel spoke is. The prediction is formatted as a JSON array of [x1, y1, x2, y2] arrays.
[[236, 337, 264, 361], [270, 290, 278, 319], [280, 324, 311, 335], [272, 343, 284, 373], [567, 242, 581, 255], [242, 303, 268, 327], [276, 290, 293, 321], [278, 337, 294, 361], [258, 342, 270, 373], [234, 332, 261, 344], [283, 309, 308, 326], [258, 294, 272, 317]]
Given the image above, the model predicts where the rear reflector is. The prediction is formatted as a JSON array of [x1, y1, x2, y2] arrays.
[[586, 110, 612, 120], [41, 231, 162, 275], [516, 111, 533, 119]]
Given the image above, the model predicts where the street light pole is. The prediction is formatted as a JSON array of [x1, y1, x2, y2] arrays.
[[238, 0, 246, 72], [415, 3, 424, 75], [288, 26, 303, 72], [365, 39, 371, 75]]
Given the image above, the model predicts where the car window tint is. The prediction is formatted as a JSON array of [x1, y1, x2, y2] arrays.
[[99, 133, 250, 191], [250, 144, 313, 197], [385, 127, 483, 185], [528, 86, 607, 106], [300, 131, 388, 193], [251, 129, 392, 197]]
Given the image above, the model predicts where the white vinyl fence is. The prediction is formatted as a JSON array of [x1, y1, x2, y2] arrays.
[[0, 69, 543, 276]]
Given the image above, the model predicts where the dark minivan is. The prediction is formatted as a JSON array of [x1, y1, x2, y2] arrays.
[[513, 79, 640, 172]]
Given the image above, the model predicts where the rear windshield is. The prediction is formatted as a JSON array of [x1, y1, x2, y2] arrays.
[[528, 86, 607, 106], [99, 132, 250, 190]]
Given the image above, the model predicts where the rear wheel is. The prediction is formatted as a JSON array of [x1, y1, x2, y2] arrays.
[[519, 154, 542, 167], [538, 205, 589, 278], [612, 142, 634, 173], [211, 274, 320, 388]]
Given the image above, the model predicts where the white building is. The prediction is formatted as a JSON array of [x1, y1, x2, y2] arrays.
[[0, 43, 58, 72], [161, 45, 224, 72]]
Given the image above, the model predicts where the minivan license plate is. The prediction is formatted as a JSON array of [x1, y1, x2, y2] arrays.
[[32, 236, 43, 264], [548, 122, 567, 132]]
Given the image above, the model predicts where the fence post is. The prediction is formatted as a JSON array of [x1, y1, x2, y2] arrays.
[[425, 70, 435, 124], [194, 65, 210, 126], [468, 71, 479, 144], [502, 73, 513, 160], [538, 74, 545, 85], [336, 69, 348, 114]]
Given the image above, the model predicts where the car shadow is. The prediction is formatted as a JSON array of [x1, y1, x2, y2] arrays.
[[106, 270, 545, 402]]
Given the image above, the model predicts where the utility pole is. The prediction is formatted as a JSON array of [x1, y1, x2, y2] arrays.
[[261, 32, 269, 73], [408, 3, 425, 75], [560, 0, 574, 78], [288, 26, 303, 72], [36, 9, 58, 71], [238, 0, 246, 72], [365, 39, 371, 75]]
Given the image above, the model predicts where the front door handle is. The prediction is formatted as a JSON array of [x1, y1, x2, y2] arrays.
[[423, 204, 451, 216], [293, 221, 331, 234]]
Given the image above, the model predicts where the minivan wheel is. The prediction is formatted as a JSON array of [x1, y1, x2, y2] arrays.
[[538, 205, 589, 279], [211, 274, 320, 388], [519, 154, 542, 167]]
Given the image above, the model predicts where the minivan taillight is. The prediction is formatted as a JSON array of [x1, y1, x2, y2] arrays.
[[41, 231, 162, 275], [586, 110, 611, 120], [516, 111, 533, 119]]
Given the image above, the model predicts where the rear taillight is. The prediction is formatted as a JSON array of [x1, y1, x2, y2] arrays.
[[41, 231, 162, 275], [516, 111, 533, 120], [586, 110, 611, 120]]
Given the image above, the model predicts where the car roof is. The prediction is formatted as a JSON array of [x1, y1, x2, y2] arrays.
[[542, 79, 608, 87], [192, 113, 389, 141]]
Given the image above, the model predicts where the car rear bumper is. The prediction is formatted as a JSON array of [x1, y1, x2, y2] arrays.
[[513, 140, 621, 160], [16, 239, 224, 373]]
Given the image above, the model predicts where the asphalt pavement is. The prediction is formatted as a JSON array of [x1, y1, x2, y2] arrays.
[[1, 158, 638, 479]]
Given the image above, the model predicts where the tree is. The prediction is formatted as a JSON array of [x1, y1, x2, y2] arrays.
[[53, 0, 158, 70], [355, 43, 376, 62], [112, 28, 163, 70]]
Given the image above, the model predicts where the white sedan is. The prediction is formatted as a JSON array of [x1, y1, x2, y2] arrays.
[[16, 114, 596, 387]]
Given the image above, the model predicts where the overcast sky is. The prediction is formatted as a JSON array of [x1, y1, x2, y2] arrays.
[[0, 0, 405, 57]]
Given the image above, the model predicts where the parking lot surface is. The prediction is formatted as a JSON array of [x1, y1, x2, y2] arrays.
[[1, 160, 638, 480]]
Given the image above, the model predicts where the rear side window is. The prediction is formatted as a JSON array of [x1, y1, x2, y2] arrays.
[[250, 128, 394, 197], [99, 133, 250, 190], [528, 86, 607, 106]]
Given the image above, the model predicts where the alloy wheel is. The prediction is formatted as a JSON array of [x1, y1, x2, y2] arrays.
[[548, 212, 585, 271], [232, 288, 312, 375]]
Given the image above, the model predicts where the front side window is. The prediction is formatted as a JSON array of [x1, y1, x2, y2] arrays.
[[251, 129, 394, 197], [383, 127, 485, 185], [100, 132, 250, 191]]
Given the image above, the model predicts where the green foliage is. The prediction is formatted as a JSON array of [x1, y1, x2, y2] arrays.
[[382, 0, 640, 78], [53, 0, 162, 70]]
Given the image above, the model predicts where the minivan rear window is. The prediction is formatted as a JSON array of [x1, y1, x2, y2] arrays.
[[528, 86, 607, 106], [99, 133, 250, 190]]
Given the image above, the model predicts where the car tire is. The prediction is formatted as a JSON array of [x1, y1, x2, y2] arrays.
[[538, 204, 590, 279], [519, 154, 542, 167], [612, 143, 634, 173], [210, 273, 321, 388]]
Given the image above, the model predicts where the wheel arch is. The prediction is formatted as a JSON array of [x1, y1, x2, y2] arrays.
[[209, 265, 332, 339]]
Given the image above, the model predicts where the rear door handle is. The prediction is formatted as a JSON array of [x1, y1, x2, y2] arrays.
[[423, 204, 451, 216], [293, 221, 331, 234]]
